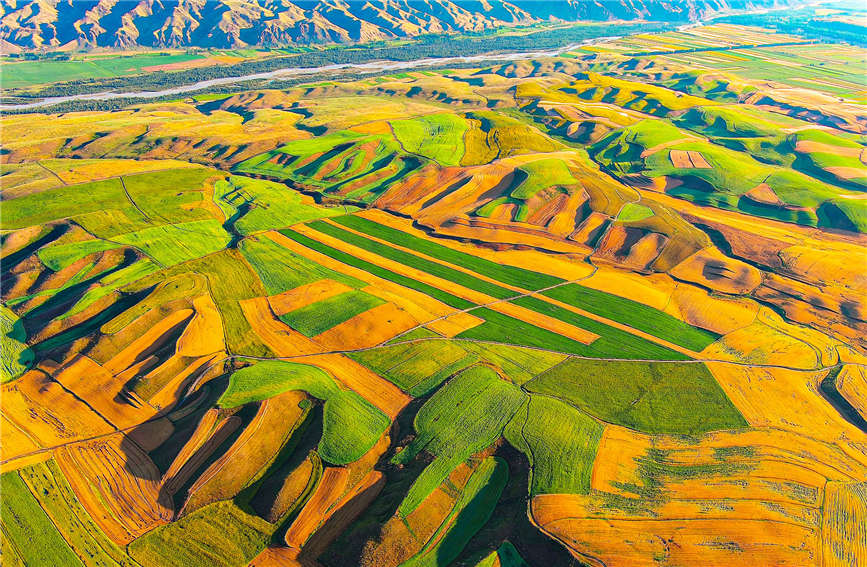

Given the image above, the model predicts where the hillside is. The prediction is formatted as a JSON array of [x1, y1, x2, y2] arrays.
[[1, 0, 794, 50]]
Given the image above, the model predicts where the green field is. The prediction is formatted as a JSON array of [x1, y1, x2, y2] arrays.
[[219, 360, 389, 465], [394, 366, 525, 515], [539, 283, 719, 352], [526, 359, 748, 434], [331, 215, 563, 289], [213, 175, 351, 235], [128, 501, 272, 567], [401, 456, 508, 567], [279, 289, 385, 336], [306, 220, 518, 299], [1, 52, 206, 89], [17, 460, 138, 567], [279, 228, 474, 309], [504, 395, 603, 495], [349, 339, 565, 395], [511, 158, 579, 199], [1, 306, 33, 383], [0, 471, 83, 567], [391, 113, 468, 166], [238, 235, 364, 295]]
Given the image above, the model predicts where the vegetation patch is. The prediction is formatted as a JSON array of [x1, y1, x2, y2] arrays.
[[279, 289, 385, 337], [219, 360, 389, 465], [331, 215, 563, 289], [2, 306, 34, 383], [0, 470, 83, 567], [127, 500, 272, 567], [505, 395, 603, 495], [401, 456, 508, 567], [526, 358, 747, 434], [279, 227, 474, 310], [393, 365, 524, 515], [239, 235, 364, 295], [540, 283, 719, 352], [391, 113, 468, 166]]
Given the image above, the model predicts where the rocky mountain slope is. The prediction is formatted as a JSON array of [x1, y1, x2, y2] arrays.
[[1, 0, 792, 50]]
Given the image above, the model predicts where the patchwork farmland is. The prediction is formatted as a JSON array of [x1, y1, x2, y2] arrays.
[[2, 13, 866, 567]]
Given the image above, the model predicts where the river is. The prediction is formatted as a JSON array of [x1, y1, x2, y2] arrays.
[[0, 37, 621, 111]]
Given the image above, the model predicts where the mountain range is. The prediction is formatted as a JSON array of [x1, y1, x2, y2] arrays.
[[0, 0, 793, 50]]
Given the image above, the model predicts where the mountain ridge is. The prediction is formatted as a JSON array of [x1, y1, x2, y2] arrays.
[[1, 0, 795, 50]]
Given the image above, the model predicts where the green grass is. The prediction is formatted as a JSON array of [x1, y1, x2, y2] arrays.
[[504, 395, 603, 495], [1, 178, 128, 230], [127, 501, 272, 567], [219, 360, 389, 465], [306, 220, 515, 299], [213, 175, 351, 235], [113, 220, 231, 267], [511, 158, 579, 200], [18, 460, 138, 567], [677, 105, 785, 138], [348, 339, 564, 395], [37, 239, 121, 271], [540, 283, 720, 352], [278, 228, 473, 310], [617, 203, 654, 222], [2, 306, 33, 383], [238, 235, 364, 296], [385, 326, 440, 344], [0, 471, 83, 567], [526, 358, 747, 435], [121, 168, 218, 225], [330, 215, 563, 290], [402, 456, 508, 567], [393, 366, 525, 516], [391, 113, 468, 166], [1, 52, 205, 89], [794, 129, 863, 148], [219, 360, 338, 408], [279, 290, 385, 337], [460, 304, 687, 360], [321, 391, 391, 465]]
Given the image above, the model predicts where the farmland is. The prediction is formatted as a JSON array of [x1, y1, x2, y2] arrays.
[[1, 11, 866, 567]]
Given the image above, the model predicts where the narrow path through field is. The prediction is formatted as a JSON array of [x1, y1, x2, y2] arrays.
[[36, 161, 67, 185]]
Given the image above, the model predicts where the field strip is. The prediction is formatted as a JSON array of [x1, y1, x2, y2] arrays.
[[527, 292, 699, 359], [265, 231, 460, 318], [293, 353, 410, 419], [320, 217, 540, 295], [292, 223, 600, 345]]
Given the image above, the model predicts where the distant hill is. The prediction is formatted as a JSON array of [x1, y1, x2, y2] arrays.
[[0, 0, 794, 50]]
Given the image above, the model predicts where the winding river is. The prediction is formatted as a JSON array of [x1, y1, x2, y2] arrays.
[[0, 37, 621, 111]]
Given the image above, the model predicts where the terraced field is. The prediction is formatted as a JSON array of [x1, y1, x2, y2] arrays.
[[2, 18, 866, 567]]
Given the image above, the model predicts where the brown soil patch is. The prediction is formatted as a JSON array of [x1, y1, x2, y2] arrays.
[[56, 433, 172, 544], [669, 149, 693, 168], [294, 354, 409, 420], [826, 166, 867, 180], [744, 183, 783, 206], [794, 140, 862, 158], [311, 302, 419, 351], [268, 280, 354, 317]]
